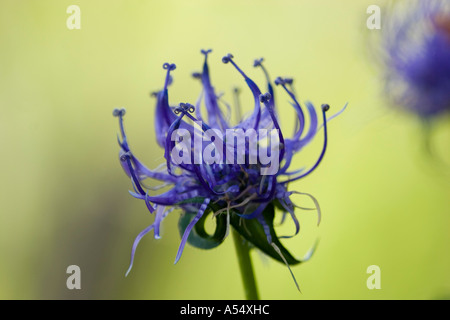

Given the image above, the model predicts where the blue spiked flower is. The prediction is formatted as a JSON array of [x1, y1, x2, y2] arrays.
[[113, 50, 346, 284], [381, 0, 450, 118]]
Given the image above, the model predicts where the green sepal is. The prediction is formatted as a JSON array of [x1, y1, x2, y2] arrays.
[[177, 197, 303, 265], [230, 202, 302, 265], [177, 198, 227, 250]]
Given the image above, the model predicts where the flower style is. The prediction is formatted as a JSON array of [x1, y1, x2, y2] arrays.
[[381, 0, 450, 118], [113, 50, 346, 285]]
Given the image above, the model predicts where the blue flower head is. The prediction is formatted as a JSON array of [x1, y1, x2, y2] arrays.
[[381, 0, 450, 118], [113, 50, 346, 287]]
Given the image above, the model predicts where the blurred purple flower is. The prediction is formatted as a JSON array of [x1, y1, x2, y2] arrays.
[[113, 50, 346, 277], [381, 0, 450, 118]]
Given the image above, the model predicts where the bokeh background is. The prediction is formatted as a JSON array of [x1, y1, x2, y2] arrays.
[[0, 0, 448, 300]]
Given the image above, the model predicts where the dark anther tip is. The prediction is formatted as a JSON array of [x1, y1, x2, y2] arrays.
[[233, 87, 240, 93], [174, 103, 195, 115], [113, 108, 126, 117], [201, 49, 212, 55], [120, 152, 132, 161], [163, 63, 176, 71], [183, 102, 195, 113], [222, 53, 234, 64], [192, 72, 202, 79], [284, 78, 293, 85], [274, 77, 284, 86], [253, 58, 264, 67], [321, 104, 330, 112], [150, 91, 159, 97], [259, 92, 272, 103]]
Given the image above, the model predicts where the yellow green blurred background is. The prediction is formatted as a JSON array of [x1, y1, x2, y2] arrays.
[[0, 0, 448, 300]]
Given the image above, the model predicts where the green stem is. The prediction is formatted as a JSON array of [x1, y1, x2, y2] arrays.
[[232, 228, 259, 300]]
